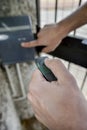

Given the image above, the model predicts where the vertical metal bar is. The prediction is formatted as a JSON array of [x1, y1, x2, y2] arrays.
[[68, 62, 71, 70], [73, 30, 76, 36], [16, 63, 26, 98], [54, 0, 58, 22], [36, 0, 40, 27], [4, 65, 17, 97], [81, 71, 87, 90], [78, 0, 82, 6], [4, 64, 26, 101]]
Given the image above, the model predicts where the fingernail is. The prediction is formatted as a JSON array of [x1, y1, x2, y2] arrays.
[[21, 43, 25, 46]]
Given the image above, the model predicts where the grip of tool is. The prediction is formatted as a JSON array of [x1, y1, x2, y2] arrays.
[[35, 57, 57, 82]]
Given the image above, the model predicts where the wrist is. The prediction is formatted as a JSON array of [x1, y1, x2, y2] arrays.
[[56, 20, 71, 39]]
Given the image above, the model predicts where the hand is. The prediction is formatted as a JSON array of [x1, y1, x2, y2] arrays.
[[21, 23, 67, 53], [28, 58, 87, 130]]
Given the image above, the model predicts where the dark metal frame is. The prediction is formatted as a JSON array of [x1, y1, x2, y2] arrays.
[[49, 36, 87, 68], [36, 36, 87, 68], [36, 0, 40, 27]]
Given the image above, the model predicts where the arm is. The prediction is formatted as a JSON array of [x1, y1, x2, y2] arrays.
[[58, 2, 87, 34], [28, 58, 87, 130], [22, 2, 87, 53]]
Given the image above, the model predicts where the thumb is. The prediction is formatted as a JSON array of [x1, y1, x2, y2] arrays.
[[21, 40, 40, 48], [45, 58, 73, 84]]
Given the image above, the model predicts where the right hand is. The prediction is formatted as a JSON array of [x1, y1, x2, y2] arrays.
[[21, 23, 67, 53], [28, 58, 87, 130]]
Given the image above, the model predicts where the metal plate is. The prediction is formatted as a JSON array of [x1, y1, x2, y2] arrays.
[[0, 16, 36, 65]]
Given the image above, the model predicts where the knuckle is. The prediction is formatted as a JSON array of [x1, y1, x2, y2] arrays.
[[51, 47, 55, 52]]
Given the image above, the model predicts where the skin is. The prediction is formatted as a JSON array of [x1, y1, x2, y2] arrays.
[[21, 2, 87, 53], [28, 58, 87, 130]]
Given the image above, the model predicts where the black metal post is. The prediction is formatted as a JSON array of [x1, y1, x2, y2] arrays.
[[36, 0, 40, 27], [54, 0, 58, 22]]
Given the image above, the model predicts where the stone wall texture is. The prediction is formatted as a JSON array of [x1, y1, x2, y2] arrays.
[[0, 1, 39, 130]]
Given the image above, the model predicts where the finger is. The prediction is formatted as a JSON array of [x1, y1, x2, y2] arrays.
[[42, 46, 55, 53], [45, 58, 74, 84], [28, 93, 44, 115], [29, 69, 52, 98], [28, 94, 41, 116], [21, 40, 41, 48], [28, 93, 41, 109], [29, 69, 46, 93]]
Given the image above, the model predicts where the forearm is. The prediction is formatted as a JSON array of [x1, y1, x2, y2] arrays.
[[57, 2, 87, 35]]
